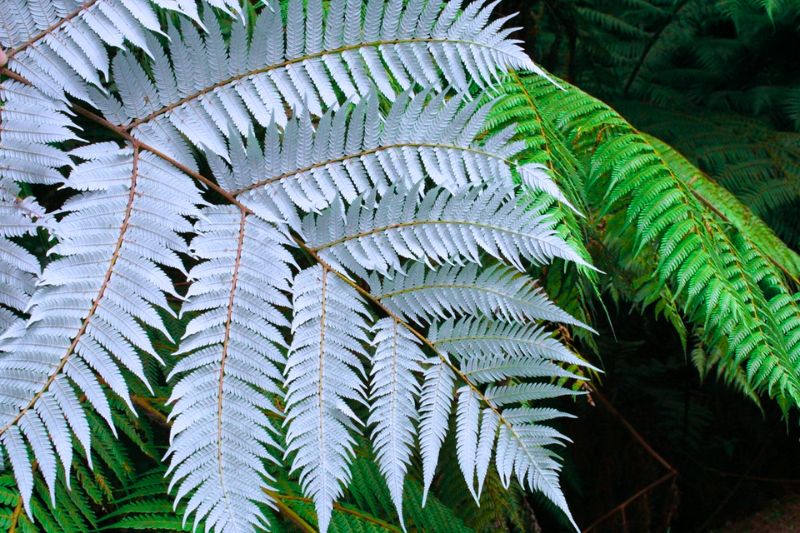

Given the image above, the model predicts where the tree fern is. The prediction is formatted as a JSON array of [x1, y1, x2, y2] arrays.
[[302, 183, 588, 277], [7, 1, 795, 532], [624, 102, 800, 249], [0, 142, 202, 514], [285, 265, 372, 533], [367, 261, 592, 328], [368, 317, 425, 529]]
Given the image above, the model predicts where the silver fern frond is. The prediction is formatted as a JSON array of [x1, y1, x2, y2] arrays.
[[96, 0, 535, 166], [474, 406, 499, 496], [0, 81, 75, 185], [0, 2, 593, 531], [285, 265, 372, 533], [205, 89, 566, 231], [368, 261, 594, 329], [166, 207, 294, 532], [455, 385, 481, 501], [0, 142, 201, 515], [418, 358, 456, 504], [368, 317, 425, 528], [0, 191, 48, 335], [430, 317, 590, 368], [0, 80, 75, 333], [303, 184, 588, 277], [425, 315, 585, 529], [0, 0, 236, 101]]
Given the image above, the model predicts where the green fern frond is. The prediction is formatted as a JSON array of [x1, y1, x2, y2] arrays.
[[99, 470, 191, 532], [623, 102, 800, 249], [347, 458, 472, 533], [490, 71, 800, 413], [642, 133, 800, 277], [690, 329, 763, 408]]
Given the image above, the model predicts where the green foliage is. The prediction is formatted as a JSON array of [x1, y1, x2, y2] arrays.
[[516, 0, 800, 248], [624, 104, 800, 249], [490, 72, 800, 413], [346, 459, 470, 532], [98, 470, 191, 532], [0, 399, 166, 532]]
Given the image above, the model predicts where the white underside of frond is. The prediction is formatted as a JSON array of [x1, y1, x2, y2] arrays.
[[0, 1, 590, 531], [304, 184, 589, 278], [0, 143, 201, 515], [94, 0, 536, 168], [368, 317, 424, 527], [166, 207, 293, 533], [1, 0, 237, 102], [370, 261, 593, 330], [285, 265, 371, 533]]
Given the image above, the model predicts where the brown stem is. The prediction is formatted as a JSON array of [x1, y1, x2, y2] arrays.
[[213, 211, 248, 518], [589, 387, 676, 474], [582, 471, 677, 532], [130, 395, 168, 427], [8, 496, 23, 533], [580, 385, 679, 532], [263, 491, 317, 533]]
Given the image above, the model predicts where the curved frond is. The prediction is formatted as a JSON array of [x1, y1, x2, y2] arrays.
[[491, 71, 800, 411], [624, 102, 800, 253], [368, 317, 424, 528], [210, 89, 567, 226], [0, 80, 76, 333], [369, 261, 592, 329], [0, 0, 230, 101], [642, 132, 800, 277], [303, 184, 588, 278]]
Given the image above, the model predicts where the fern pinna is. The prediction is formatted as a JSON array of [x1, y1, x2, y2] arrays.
[[0, 0, 594, 531]]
